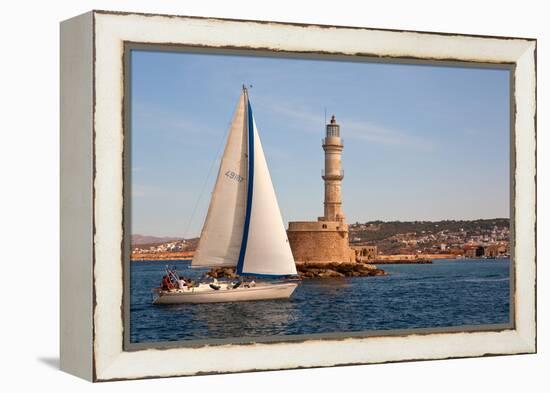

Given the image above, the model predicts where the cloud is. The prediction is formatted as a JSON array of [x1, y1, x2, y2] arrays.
[[131, 184, 193, 199], [132, 185, 147, 197], [344, 120, 434, 150], [255, 97, 434, 151], [255, 99, 324, 134], [132, 101, 221, 138]]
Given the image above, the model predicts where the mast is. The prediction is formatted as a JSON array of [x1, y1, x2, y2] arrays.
[[236, 84, 254, 275]]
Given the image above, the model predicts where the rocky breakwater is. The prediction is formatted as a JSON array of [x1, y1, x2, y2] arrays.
[[207, 262, 387, 280], [296, 262, 386, 278]]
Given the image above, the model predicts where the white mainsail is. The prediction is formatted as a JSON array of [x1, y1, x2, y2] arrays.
[[192, 93, 248, 268], [193, 88, 296, 277], [236, 103, 297, 276]]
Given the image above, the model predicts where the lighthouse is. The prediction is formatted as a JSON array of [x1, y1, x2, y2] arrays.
[[286, 114, 356, 263], [322, 115, 345, 222]]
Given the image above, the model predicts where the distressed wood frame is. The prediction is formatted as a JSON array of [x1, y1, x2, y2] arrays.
[[60, 10, 536, 382]]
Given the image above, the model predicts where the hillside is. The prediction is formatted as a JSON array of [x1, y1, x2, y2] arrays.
[[131, 234, 184, 245], [349, 218, 509, 242], [349, 218, 510, 255]]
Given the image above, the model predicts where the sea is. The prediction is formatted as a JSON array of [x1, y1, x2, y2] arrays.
[[129, 258, 510, 344]]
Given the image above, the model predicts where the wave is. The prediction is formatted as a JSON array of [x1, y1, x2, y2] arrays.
[[457, 277, 509, 283]]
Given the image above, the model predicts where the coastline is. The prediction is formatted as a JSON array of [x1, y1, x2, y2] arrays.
[[131, 251, 193, 261], [130, 252, 503, 264], [373, 259, 432, 264]]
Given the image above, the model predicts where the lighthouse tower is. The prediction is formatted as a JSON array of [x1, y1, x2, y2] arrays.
[[322, 115, 345, 222], [286, 114, 356, 263]]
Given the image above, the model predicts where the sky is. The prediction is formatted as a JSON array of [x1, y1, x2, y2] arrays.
[[130, 50, 510, 238]]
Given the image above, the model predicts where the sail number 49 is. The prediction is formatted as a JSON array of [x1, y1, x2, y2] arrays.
[[225, 170, 244, 183]]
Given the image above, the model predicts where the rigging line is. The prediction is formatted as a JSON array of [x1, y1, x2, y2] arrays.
[[182, 119, 232, 241]]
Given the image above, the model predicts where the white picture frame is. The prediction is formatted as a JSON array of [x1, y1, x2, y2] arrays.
[[60, 10, 536, 381]]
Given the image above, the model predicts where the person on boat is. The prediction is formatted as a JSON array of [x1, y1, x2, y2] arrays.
[[178, 276, 187, 290], [243, 278, 254, 288], [161, 275, 172, 291], [209, 278, 221, 290]]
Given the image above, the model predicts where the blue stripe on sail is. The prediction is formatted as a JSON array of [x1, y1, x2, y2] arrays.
[[236, 95, 297, 279], [236, 97, 254, 275]]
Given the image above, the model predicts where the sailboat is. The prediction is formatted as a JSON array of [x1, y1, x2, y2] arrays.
[[153, 87, 298, 304]]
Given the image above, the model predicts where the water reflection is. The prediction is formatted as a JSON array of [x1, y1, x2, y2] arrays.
[[156, 299, 298, 339]]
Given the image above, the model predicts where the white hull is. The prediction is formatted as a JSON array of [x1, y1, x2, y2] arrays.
[[153, 282, 298, 304]]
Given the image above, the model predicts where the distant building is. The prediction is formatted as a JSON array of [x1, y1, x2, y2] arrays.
[[464, 243, 509, 258], [287, 116, 356, 263], [464, 245, 484, 258], [483, 243, 509, 258], [352, 245, 378, 261]]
